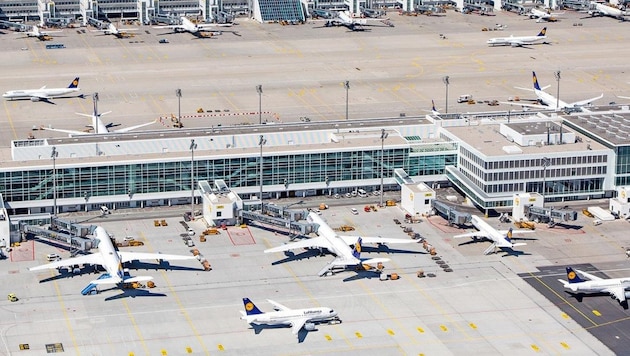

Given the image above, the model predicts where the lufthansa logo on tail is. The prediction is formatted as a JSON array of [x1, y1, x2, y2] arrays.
[[568, 271, 576, 279], [245, 302, 254, 311], [72, 80, 79, 86]]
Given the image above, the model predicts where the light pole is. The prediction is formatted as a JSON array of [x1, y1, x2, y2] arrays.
[[190, 139, 197, 220], [442, 76, 450, 114], [256, 85, 263, 124], [554, 71, 561, 110], [380, 129, 388, 207], [176, 88, 182, 126], [51, 146, 58, 216], [93, 92, 99, 134], [344, 80, 350, 120], [542, 157, 550, 207], [259, 135, 266, 213]]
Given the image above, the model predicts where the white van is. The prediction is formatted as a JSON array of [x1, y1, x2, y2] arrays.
[[457, 94, 473, 103], [357, 189, 368, 197]]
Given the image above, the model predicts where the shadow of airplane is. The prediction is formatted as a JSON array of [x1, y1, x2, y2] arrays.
[[564, 290, 629, 309], [104, 288, 167, 301], [247, 322, 319, 343]]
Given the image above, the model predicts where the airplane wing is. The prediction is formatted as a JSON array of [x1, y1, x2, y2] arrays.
[[152, 24, 183, 30], [575, 269, 603, 281], [264, 236, 331, 254], [499, 101, 548, 110], [338, 235, 415, 245], [41, 127, 89, 136], [114, 120, 157, 133], [453, 231, 490, 239], [569, 93, 603, 107], [290, 318, 309, 335], [29, 253, 104, 271], [604, 287, 627, 303], [118, 251, 196, 263], [267, 299, 291, 312]]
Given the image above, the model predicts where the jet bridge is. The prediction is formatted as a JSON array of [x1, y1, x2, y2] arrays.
[[240, 207, 319, 237], [21, 217, 97, 252], [524, 205, 578, 226], [431, 200, 472, 227]]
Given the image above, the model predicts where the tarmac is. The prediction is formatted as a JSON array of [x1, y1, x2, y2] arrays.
[[1, 7, 630, 355]]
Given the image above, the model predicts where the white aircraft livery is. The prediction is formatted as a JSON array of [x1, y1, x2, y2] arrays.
[[29, 226, 197, 293], [558, 267, 630, 306], [453, 215, 530, 255], [322, 10, 394, 31], [486, 27, 547, 47], [153, 16, 232, 38], [43, 99, 156, 136], [502, 71, 603, 110], [240, 297, 339, 339], [3, 77, 80, 102], [264, 211, 415, 276]]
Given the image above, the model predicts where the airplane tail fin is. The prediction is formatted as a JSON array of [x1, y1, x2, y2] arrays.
[[537, 27, 547, 36], [532, 71, 542, 91], [243, 298, 264, 316], [566, 267, 586, 284], [431, 99, 437, 113], [352, 237, 363, 259], [68, 77, 80, 89]]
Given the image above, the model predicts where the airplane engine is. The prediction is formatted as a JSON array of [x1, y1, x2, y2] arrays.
[[624, 291, 630, 299], [304, 322, 316, 331], [30, 97, 40, 102]]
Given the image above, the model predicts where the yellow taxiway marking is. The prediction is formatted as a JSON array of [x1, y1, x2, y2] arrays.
[[439, 325, 448, 332], [531, 344, 541, 352], [592, 310, 602, 317], [560, 342, 570, 350], [2, 100, 19, 140], [137, 228, 210, 354], [416, 327, 424, 334]]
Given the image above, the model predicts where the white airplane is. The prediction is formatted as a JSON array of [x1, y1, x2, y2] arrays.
[[264, 211, 416, 276], [321, 10, 394, 31], [29, 226, 197, 292], [588, 1, 628, 20], [502, 71, 603, 110], [240, 298, 339, 339], [23, 24, 62, 41], [42, 101, 157, 136], [153, 16, 233, 38], [529, 7, 565, 22], [2, 77, 81, 102], [94, 23, 138, 38], [486, 27, 548, 47], [453, 215, 530, 255], [558, 267, 630, 305]]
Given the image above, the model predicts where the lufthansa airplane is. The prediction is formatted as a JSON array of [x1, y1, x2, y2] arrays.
[[3, 77, 81, 102]]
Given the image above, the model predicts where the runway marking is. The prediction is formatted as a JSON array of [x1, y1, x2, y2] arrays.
[[2, 100, 19, 140], [122, 299, 151, 354], [226, 226, 256, 245]]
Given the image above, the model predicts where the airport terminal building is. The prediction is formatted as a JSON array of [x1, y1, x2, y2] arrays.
[[3, 106, 630, 217]]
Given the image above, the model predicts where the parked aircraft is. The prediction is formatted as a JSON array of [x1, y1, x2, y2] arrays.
[[558, 266, 630, 306], [264, 211, 415, 276], [587, 1, 628, 20], [529, 7, 564, 22], [42, 100, 156, 136], [503, 71, 603, 110], [320, 10, 394, 31], [153, 16, 233, 38], [94, 23, 138, 38], [240, 298, 339, 339], [2, 77, 80, 102], [453, 215, 530, 255], [29, 226, 197, 293], [22, 25, 62, 41], [486, 27, 548, 47]]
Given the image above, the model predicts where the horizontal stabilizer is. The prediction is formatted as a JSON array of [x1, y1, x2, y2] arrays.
[[89, 277, 122, 285], [362, 257, 390, 265]]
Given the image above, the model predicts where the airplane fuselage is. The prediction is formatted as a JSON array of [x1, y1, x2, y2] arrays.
[[567, 278, 630, 294], [534, 89, 569, 109], [307, 213, 360, 264], [486, 35, 546, 46], [2, 88, 79, 100], [245, 307, 337, 326], [92, 226, 126, 281]]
